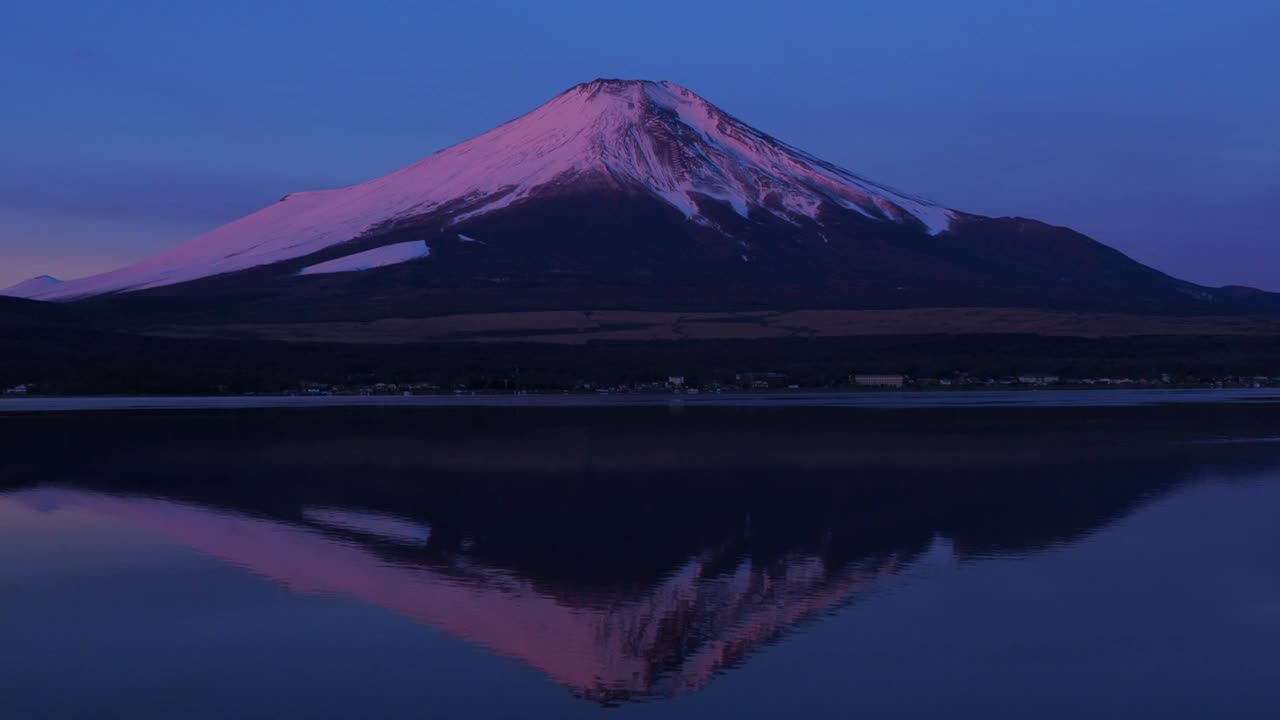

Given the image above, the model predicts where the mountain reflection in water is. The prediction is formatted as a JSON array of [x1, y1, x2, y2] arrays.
[[3, 405, 1279, 704]]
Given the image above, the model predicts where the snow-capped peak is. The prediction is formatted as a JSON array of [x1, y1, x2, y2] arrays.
[[14, 79, 953, 301], [419, 78, 952, 229]]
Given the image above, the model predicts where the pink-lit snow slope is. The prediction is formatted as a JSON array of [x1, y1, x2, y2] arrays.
[[296, 240, 430, 276], [3, 488, 937, 701], [14, 79, 953, 301]]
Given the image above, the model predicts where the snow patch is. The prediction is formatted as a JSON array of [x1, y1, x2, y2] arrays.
[[303, 507, 431, 545], [297, 240, 430, 276], [22, 79, 954, 300]]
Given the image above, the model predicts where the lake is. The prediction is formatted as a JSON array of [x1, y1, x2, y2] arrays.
[[2, 400, 1279, 718]]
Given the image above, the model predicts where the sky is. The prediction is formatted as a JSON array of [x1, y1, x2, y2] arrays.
[[0, 0, 1276, 290]]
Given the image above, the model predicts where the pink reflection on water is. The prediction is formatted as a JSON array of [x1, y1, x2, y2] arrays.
[[8, 488, 950, 701]]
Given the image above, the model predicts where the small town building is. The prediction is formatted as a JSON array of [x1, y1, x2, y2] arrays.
[[736, 372, 787, 389], [853, 374, 905, 388], [1017, 375, 1061, 386]]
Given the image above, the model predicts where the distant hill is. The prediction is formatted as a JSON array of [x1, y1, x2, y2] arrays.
[[0, 296, 85, 330]]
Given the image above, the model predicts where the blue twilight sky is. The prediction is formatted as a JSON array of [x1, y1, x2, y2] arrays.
[[0, 0, 1276, 290]]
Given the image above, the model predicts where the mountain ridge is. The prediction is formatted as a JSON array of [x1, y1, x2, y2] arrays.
[[4, 79, 1276, 319], [7, 79, 957, 301]]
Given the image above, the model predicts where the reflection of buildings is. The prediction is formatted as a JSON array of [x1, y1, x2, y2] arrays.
[[10, 488, 943, 703]]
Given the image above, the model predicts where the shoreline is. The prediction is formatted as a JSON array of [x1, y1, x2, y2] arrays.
[[4, 387, 1280, 412]]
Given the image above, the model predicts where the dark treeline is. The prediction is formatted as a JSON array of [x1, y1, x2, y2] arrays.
[[3, 327, 1280, 395]]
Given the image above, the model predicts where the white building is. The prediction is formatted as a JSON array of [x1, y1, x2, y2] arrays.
[[1017, 375, 1060, 386], [853, 374, 905, 388]]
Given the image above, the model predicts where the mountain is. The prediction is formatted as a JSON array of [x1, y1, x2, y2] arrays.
[[4, 79, 1274, 321]]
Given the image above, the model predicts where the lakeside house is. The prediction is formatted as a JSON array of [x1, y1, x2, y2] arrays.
[[1017, 375, 1061, 386], [853, 374, 906, 388], [736, 372, 788, 390]]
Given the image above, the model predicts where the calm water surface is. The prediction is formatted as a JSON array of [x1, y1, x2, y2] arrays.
[[2, 404, 1279, 718]]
